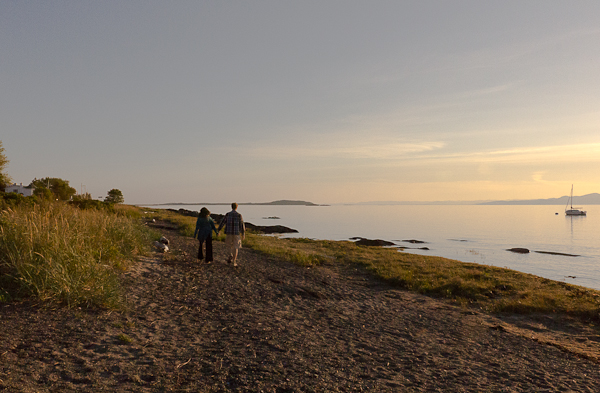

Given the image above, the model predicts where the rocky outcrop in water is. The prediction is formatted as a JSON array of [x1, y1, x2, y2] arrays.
[[507, 248, 530, 254], [535, 251, 579, 257], [351, 237, 396, 247], [506, 248, 580, 257], [245, 223, 299, 234]]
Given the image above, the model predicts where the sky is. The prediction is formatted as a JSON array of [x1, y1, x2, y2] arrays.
[[2, 1, 599, 205]]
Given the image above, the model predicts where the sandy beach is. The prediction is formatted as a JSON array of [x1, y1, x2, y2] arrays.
[[1, 224, 599, 392]]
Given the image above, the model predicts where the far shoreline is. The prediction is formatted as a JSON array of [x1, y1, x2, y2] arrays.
[[136, 192, 600, 207], [139, 200, 329, 207]]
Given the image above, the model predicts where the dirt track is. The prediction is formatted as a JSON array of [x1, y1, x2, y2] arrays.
[[1, 226, 599, 392]]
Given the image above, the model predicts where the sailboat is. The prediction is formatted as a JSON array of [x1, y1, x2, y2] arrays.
[[565, 185, 586, 216]]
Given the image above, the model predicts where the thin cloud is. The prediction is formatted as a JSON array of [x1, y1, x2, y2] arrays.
[[411, 143, 600, 165], [242, 140, 446, 160]]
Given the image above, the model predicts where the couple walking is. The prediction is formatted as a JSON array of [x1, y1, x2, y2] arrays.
[[193, 203, 245, 266]]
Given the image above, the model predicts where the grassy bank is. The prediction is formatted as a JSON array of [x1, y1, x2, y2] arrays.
[[148, 207, 600, 323], [0, 202, 156, 308], [246, 235, 600, 322]]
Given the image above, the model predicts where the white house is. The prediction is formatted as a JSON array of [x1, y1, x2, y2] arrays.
[[5, 183, 34, 197]]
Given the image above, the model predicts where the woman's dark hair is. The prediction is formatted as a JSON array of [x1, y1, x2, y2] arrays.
[[199, 207, 210, 217]]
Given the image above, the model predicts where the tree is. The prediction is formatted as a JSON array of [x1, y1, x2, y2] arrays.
[[105, 189, 124, 204], [33, 187, 54, 201], [0, 140, 11, 191], [29, 177, 77, 201]]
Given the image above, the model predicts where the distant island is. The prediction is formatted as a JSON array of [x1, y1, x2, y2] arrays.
[[147, 200, 327, 207], [353, 193, 600, 206], [479, 193, 600, 205], [244, 200, 325, 206]]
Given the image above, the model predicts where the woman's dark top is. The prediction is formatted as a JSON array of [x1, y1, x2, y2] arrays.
[[194, 216, 217, 241]]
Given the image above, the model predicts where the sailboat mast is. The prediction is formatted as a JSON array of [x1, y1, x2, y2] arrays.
[[571, 184, 574, 209]]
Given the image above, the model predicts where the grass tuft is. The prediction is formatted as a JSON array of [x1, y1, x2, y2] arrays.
[[117, 333, 133, 344]]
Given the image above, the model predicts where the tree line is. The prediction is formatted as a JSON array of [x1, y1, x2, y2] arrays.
[[0, 140, 124, 205]]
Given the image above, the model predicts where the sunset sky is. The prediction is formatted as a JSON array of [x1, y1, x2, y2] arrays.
[[2, 1, 599, 204]]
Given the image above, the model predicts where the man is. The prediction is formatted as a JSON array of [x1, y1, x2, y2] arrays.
[[217, 202, 246, 266]]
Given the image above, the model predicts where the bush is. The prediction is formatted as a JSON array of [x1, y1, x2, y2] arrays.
[[68, 197, 114, 211], [0, 192, 38, 210]]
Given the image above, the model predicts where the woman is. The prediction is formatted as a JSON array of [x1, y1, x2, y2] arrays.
[[194, 207, 218, 264]]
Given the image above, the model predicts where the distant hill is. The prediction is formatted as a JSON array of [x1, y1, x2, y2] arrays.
[[479, 193, 600, 205], [243, 200, 324, 206], [352, 193, 600, 206]]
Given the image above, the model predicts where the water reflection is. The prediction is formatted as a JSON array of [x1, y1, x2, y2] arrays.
[[566, 214, 586, 242]]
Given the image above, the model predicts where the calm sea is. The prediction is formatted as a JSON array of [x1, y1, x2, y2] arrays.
[[145, 204, 600, 291]]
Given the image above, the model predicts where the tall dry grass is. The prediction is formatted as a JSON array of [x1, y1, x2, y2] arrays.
[[0, 202, 154, 308]]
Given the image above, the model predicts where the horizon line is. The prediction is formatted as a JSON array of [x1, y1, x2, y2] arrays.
[[136, 192, 600, 207]]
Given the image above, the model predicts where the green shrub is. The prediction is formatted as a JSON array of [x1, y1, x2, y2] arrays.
[[113, 204, 143, 219], [0, 192, 38, 209], [117, 333, 133, 344], [68, 197, 114, 211]]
